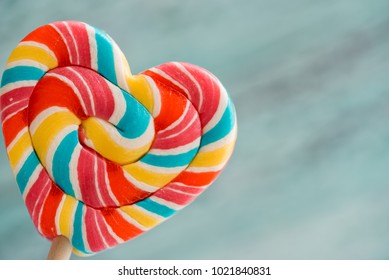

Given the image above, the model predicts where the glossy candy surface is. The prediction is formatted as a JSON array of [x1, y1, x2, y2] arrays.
[[0, 21, 237, 255]]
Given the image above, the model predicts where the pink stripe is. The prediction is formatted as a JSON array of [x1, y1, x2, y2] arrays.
[[168, 183, 205, 195], [77, 149, 102, 208], [155, 187, 195, 206], [77, 67, 115, 119], [156, 63, 201, 107], [85, 208, 106, 252], [96, 211, 118, 247], [0, 86, 33, 111], [183, 63, 221, 127], [71, 23, 91, 68], [97, 157, 117, 206], [54, 67, 94, 115], [24, 169, 51, 229], [1, 99, 28, 120], [52, 22, 78, 65]]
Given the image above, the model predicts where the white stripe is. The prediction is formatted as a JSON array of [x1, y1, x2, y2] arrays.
[[67, 201, 78, 242], [94, 211, 110, 249], [167, 187, 197, 197], [17, 41, 58, 64], [21, 164, 43, 200], [102, 160, 120, 206], [131, 204, 165, 223], [143, 75, 161, 117], [0, 81, 36, 96], [162, 112, 198, 140], [136, 161, 183, 174], [118, 209, 148, 231], [150, 196, 181, 211], [44, 125, 78, 176], [0, 98, 28, 116], [149, 67, 191, 99], [113, 46, 129, 92], [5, 59, 49, 72], [89, 117, 154, 150], [199, 122, 237, 152], [37, 180, 53, 234], [46, 72, 88, 113], [55, 194, 66, 234], [149, 137, 200, 156], [202, 81, 229, 134], [49, 23, 72, 62], [12, 147, 34, 175], [158, 101, 190, 134], [69, 145, 82, 199], [122, 169, 159, 193], [63, 21, 80, 64], [107, 82, 126, 124], [6, 127, 28, 152], [186, 163, 225, 173], [173, 62, 204, 110], [104, 217, 124, 243], [67, 67, 96, 115], [29, 106, 69, 136], [86, 26, 98, 70], [81, 207, 92, 253]]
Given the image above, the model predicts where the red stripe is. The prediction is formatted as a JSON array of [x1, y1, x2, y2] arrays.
[[182, 63, 221, 127], [157, 63, 201, 107], [102, 209, 143, 241], [106, 161, 150, 205], [28, 74, 85, 122], [54, 67, 94, 115], [51, 22, 79, 65], [95, 210, 118, 248], [25, 169, 51, 229], [84, 69, 115, 120], [85, 208, 106, 252], [40, 183, 63, 238], [2, 112, 27, 147], [174, 170, 221, 187], [71, 22, 92, 68], [77, 148, 101, 208], [22, 24, 70, 66]]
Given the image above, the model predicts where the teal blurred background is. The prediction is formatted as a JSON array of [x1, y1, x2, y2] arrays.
[[1, 0, 389, 259]]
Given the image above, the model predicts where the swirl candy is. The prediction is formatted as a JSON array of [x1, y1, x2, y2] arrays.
[[0, 21, 237, 256]]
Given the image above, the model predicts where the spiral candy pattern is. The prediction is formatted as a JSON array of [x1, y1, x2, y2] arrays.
[[0, 21, 237, 255]]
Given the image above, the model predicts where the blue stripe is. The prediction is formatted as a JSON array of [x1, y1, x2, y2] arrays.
[[52, 130, 78, 197], [201, 99, 236, 147], [16, 152, 40, 194], [137, 199, 176, 218], [140, 147, 198, 168], [95, 28, 117, 84], [72, 202, 86, 253], [1, 66, 44, 86], [117, 89, 151, 138]]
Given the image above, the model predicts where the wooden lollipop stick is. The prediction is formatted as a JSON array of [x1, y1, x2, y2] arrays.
[[47, 236, 72, 260]]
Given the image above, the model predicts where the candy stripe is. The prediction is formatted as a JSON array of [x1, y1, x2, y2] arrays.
[[0, 21, 236, 256]]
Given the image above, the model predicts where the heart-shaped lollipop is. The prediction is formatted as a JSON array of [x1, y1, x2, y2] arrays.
[[0, 21, 237, 256]]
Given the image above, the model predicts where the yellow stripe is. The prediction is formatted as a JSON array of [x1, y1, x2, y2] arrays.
[[189, 141, 235, 167], [127, 75, 154, 114], [123, 163, 179, 188], [59, 195, 77, 237], [8, 131, 32, 169], [31, 111, 80, 167], [8, 45, 57, 68], [82, 117, 152, 165], [120, 205, 160, 228]]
